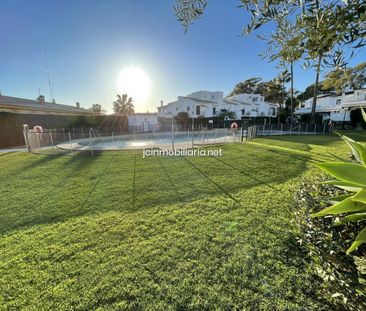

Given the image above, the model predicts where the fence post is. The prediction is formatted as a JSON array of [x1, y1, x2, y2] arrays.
[[298, 125, 300, 135], [305, 124, 308, 135], [323, 124, 326, 135], [314, 124, 317, 135], [89, 131, 94, 157], [112, 130, 115, 151], [290, 123, 292, 136], [23, 124, 31, 152], [49, 131, 54, 148], [186, 129, 189, 149], [281, 123, 283, 135], [68, 132, 73, 156]]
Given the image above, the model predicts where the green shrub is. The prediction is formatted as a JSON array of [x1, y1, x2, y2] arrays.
[[312, 109, 366, 253], [294, 175, 366, 310]]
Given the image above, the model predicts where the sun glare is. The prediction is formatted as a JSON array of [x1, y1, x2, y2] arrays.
[[117, 67, 151, 107]]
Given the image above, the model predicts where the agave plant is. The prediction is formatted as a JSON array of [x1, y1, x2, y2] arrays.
[[312, 108, 366, 254]]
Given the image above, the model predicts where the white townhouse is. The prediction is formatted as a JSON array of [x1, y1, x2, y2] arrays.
[[224, 94, 278, 118], [157, 90, 278, 119], [128, 112, 158, 132], [295, 89, 366, 122]]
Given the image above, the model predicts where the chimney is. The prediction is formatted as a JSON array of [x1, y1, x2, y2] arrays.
[[37, 95, 45, 104], [160, 100, 164, 107], [76, 102, 80, 109]]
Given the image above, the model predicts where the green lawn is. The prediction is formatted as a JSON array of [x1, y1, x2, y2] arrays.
[[0, 134, 361, 310]]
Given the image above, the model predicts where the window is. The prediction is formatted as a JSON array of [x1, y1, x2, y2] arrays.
[[241, 108, 245, 115], [336, 99, 341, 105], [252, 97, 258, 102], [213, 107, 216, 115], [187, 106, 190, 111], [176, 107, 178, 111], [212, 95, 215, 100], [196, 106, 200, 115]]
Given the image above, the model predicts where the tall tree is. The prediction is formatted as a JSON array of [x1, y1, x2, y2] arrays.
[[230, 77, 284, 104], [276, 69, 291, 110], [113, 94, 134, 115], [297, 81, 333, 102], [323, 62, 366, 93], [260, 17, 303, 122], [89, 104, 102, 114], [230, 77, 262, 95]]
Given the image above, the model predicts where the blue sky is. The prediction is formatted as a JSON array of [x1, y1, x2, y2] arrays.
[[0, 0, 364, 113]]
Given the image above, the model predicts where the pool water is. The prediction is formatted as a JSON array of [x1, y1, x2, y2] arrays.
[[78, 131, 235, 149]]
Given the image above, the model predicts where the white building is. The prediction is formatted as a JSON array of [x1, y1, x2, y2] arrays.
[[128, 113, 158, 132], [157, 90, 278, 119], [224, 94, 277, 118], [295, 89, 366, 122]]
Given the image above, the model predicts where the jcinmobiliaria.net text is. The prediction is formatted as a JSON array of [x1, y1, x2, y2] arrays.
[[143, 148, 223, 158]]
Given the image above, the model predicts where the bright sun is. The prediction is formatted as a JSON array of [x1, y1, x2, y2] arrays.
[[117, 67, 151, 106]]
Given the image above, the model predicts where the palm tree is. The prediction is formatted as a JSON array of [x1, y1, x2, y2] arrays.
[[277, 69, 291, 110], [113, 94, 134, 115]]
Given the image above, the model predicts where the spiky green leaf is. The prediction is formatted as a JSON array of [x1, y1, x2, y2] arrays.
[[312, 197, 366, 217], [352, 189, 366, 205], [322, 180, 361, 192], [329, 193, 353, 203], [362, 108, 366, 123], [347, 227, 366, 254], [316, 163, 366, 186], [341, 212, 366, 223], [342, 135, 366, 165]]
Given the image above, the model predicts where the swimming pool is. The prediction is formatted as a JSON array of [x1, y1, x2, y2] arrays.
[[57, 130, 240, 151]]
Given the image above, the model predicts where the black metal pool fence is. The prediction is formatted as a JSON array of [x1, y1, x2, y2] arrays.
[[23, 122, 333, 156]]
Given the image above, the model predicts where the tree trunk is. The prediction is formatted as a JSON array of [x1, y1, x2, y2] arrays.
[[282, 76, 285, 112], [290, 61, 294, 123], [310, 53, 323, 124]]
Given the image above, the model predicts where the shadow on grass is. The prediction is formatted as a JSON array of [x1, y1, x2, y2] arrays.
[[36, 153, 105, 203], [180, 156, 240, 205], [257, 134, 341, 147], [0, 152, 109, 235], [0, 144, 314, 236], [209, 156, 280, 191], [251, 140, 341, 163]]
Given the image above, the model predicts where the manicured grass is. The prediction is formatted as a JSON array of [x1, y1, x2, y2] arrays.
[[0, 134, 356, 310]]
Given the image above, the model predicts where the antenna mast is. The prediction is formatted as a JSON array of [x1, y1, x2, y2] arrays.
[[44, 49, 55, 102]]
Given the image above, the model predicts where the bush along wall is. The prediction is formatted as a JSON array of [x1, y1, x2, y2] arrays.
[[294, 174, 366, 310], [0, 112, 128, 148]]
